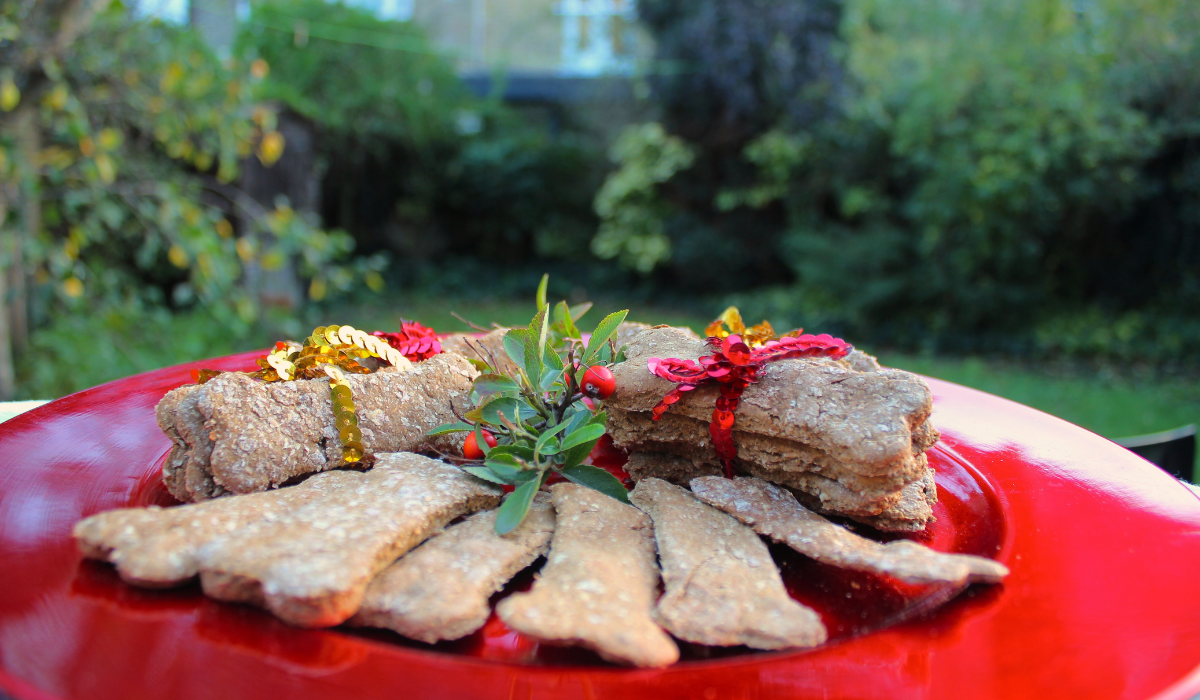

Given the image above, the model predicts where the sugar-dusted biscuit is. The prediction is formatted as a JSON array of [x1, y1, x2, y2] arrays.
[[497, 483, 679, 668], [630, 478, 827, 649], [691, 476, 1008, 585], [195, 453, 502, 628], [350, 493, 555, 643]]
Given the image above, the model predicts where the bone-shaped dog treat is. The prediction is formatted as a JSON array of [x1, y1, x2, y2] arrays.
[[630, 478, 827, 649], [497, 483, 679, 668], [349, 493, 556, 643], [691, 476, 1008, 585], [74, 470, 362, 588], [195, 452, 501, 628], [156, 352, 478, 502]]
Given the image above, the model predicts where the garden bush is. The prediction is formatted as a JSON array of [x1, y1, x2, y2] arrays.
[[607, 0, 1200, 359], [0, 1, 377, 397], [239, 1, 604, 273]]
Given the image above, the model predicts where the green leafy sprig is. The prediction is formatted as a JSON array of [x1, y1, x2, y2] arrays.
[[429, 275, 629, 534]]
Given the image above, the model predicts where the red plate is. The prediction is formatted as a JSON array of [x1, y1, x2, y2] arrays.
[[1, 352, 1199, 700]]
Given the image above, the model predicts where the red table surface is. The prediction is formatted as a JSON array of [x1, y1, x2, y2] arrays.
[[0, 350, 1198, 700]]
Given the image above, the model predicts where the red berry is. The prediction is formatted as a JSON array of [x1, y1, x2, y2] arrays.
[[463, 430, 497, 459], [580, 365, 616, 400]]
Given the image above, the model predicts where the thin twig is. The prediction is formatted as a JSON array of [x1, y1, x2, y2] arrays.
[[448, 398, 470, 423], [429, 446, 474, 464], [464, 337, 503, 374], [451, 311, 490, 332]]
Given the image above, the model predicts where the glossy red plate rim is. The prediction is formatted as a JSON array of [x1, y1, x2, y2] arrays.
[[0, 351, 1199, 700]]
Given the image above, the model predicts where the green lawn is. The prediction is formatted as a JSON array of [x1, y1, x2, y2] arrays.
[[874, 354, 1199, 442]]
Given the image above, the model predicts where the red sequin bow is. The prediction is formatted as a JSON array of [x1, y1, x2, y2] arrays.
[[373, 320, 443, 362], [647, 317, 851, 478]]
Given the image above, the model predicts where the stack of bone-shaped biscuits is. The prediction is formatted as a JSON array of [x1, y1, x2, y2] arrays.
[[606, 326, 941, 531]]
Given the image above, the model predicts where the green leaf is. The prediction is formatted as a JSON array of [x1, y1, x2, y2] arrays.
[[473, 424, 493, 457], [539, 367, 564, 391], [559, 464, 630, 504], [479, 396, 538, 426], [557, 300, 581, 340], [583, 309, 628, 364], [474, 373, 520, 396], [559, 423, 606, 452], [525, 306, 548, 381], [543, 339, 564, 371], [487, 444, 535, 462], [495, 478, 540, 535], [569, 302, 593, 323], [534, 419, 572, 460], [560, 411, 607, 469], [535, 273, 549, 311], [462, 466, 511, 486], [466, 358, 491, 372], [503, 328, 529, 377], [427, 421, 473, 436], [560, 403, 592, 433], [485, 456, 534, 482]]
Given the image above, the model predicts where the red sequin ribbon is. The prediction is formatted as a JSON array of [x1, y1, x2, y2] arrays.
[[373, 320, 443, 362], [647, 333, 851, 478]]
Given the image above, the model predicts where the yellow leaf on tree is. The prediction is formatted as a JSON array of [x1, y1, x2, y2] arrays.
[[168, 245, 189, 268], [257, 130, 285, 167], [261, 250, 285, 270], [250, 59, 270, 80], [182, 206, 201, 227], [98, 128, 121, 151], [215, 218, 233, 239], [94, 153, 116, 184], [309, 277, 327, 301], [63, 277, 83, 297], [160, 61, 184, 92], [268, 205, 294, 234], [0, 77, 19, 112], [44, 84, 67, 111], [251, 105, 275, 129], [236, 238, 255, 261], [365, 271, 384, 292], [123, 69, 140, 86], [79, 137, 95, 158]]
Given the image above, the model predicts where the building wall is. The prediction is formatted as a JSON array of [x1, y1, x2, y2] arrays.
[[413, 0, 650, 74]]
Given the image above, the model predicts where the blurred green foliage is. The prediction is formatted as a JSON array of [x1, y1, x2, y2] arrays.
[[238, 0, 603, 270], [240, 1, 469, 150], [605, 0, 1200, 360], [592, 123, 694, 273], [0, 2, 374, 326]]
